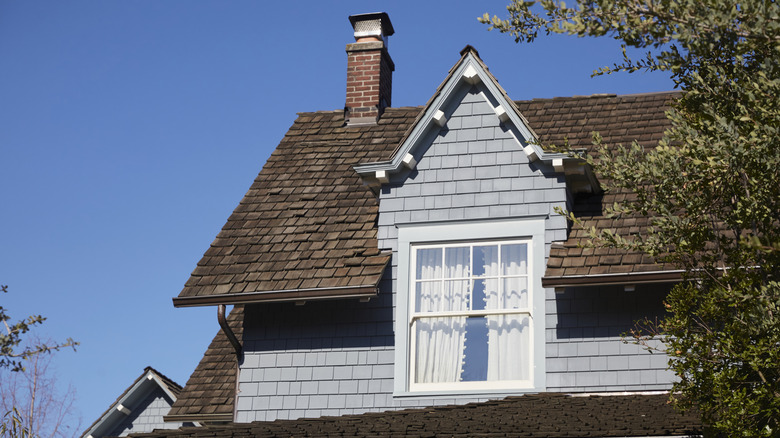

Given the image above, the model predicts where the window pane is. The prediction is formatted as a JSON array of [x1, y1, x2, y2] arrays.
[[442, 280, 470, 312], [416, 280, 470, 312], [472, 245, 498, 277], [445, 246, 470, 278], [416, 248, 442, 280], [414, 316, 467, 383], [460, 316, 489, 381], [475, 278, 500, 310], [501, 243, 527, 275], [415, 281, 440, 313], [503, 277, 528, 310], [486, 314, 531, 381]]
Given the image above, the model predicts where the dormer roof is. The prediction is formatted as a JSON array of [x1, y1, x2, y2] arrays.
[[354, 46, 598, 194]]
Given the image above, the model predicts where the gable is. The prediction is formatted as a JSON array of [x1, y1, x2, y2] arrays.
[[81, 367, 184, 438], [355, 47, 551, 185]]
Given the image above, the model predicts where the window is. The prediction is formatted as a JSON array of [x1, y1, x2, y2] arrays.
[[395, 219, 546, 395], [410, 241, 532, 391]]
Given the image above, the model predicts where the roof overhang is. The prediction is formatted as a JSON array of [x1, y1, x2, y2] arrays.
[[172, 284, 379, 308], [162, 413, 233, 424], [541, 269, 685, 288]]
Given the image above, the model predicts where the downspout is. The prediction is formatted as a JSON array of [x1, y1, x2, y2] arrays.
[[217, 304, 242, 358], [217, 304, 242, 424]]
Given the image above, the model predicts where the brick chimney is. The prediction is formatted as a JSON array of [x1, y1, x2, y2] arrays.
[[345, 13, 395, 126]]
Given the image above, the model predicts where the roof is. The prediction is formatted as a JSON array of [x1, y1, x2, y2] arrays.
[[82, 367, 183, 438], [513, 92, 683, 287], [164, 306, 244, 423], [168, 91, 682, 421], [173, 108, 419, 307], [175, 90, 680, 307], [132, 393, 702, 437]]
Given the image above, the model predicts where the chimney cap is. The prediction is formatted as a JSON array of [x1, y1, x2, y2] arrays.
[[349, 12, 395, 40]]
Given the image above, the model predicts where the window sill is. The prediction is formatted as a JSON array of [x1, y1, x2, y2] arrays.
[[392, 386, 545, 399]]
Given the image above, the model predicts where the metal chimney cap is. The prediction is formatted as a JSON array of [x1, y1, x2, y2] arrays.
[[349, 12, 395, 39]]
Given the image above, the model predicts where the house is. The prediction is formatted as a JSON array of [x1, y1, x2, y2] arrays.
[[81, 367, 192, 438], [138, 12, 703, 437]]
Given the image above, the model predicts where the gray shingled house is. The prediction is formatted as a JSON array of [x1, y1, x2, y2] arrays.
[[136, 12, 703, 438]]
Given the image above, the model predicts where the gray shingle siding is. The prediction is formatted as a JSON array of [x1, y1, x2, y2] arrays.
[[234, 87, 672, 423], [236, 295, 490, 422], [546, 284, 674, 392], [106, 387, 182, 436]]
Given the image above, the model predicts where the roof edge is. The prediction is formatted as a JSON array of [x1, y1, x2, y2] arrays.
[[162, 413, 233, 423], [173, 285, 380, 307], [541, 269, 684, 288], [81, 368, 180, 438]]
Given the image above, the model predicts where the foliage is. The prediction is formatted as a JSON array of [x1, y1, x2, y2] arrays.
[[482, 1, 780, 436], [1, 285, 77, 372], [1, 407, 35, 438]]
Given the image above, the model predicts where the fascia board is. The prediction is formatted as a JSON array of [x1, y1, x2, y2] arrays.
[[147, 371, 180, 406], [355, 53, 577, 179], [356, 53, 530, 175], [82, 374, 158, 438]]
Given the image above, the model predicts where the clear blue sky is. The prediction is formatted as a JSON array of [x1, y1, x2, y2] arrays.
[[0, 1, 674, 433]]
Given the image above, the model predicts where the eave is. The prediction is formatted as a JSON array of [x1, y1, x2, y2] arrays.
[[172, 284, 379, 308], [162, 413, 233, 424], [541, 269, 685, 288]]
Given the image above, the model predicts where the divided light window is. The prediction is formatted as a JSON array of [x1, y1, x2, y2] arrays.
[[409, 240, 533, 391]]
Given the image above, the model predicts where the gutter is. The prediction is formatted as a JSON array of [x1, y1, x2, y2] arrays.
[[162, 413, 233, 424], [542, 269, 685, 288], [172, 285, 379, 308]]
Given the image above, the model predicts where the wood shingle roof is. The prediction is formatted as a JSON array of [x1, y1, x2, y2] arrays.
[[136, 393, 702, 437], [174, 108, 418, 307], [166, 92, 682, 422], [514, 92, 683, 286]]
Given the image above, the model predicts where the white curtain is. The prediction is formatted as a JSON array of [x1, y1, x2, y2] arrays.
[[486, 314, 530, 381], [415, 316, 466, 383], [414, 245, 531, 383], [414, 247, 469, 383]]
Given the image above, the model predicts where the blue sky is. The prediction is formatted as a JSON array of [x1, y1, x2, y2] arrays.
[[0, 1, 675, 433]]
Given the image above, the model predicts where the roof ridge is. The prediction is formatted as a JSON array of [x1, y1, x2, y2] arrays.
[[517, 90, 678, 103]]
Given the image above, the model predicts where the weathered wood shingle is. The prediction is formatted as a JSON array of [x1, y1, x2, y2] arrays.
[[175, 108, 419, 306], [164, 306, 244, 422], [168, 92, 683, 422], [137, 393, 702, 437], [515, 92, 682, 284]]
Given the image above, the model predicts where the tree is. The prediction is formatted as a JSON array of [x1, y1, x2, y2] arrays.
[[481, 1, 780, 436], [0, 337, 81, 438], [1, 285, 77, 372], [1, 286, 79, 437]]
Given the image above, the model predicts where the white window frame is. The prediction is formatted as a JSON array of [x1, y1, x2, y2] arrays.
[[409, 239, 533, 392], [394, 217, 547, 396]]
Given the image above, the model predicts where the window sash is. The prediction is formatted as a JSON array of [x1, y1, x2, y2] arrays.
[[409, 239, 534, 390]]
